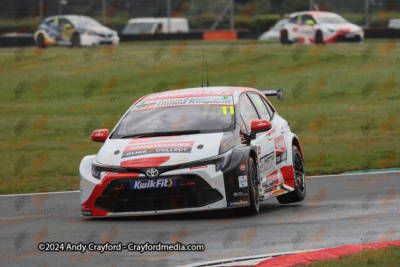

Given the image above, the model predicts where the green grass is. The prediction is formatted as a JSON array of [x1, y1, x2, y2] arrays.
[[1, 39, 399, 194], [304, 246, 400, 266]]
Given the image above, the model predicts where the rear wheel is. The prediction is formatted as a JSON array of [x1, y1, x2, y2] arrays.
[[36, 34, 45, 48], [277, 146, 306, 204]]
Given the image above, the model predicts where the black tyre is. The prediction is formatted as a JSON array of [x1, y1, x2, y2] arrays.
[[232, 156, 260, 216], [248, 157, 260, 214], [36, 34, 45, 48], [277, 146, 306, 204], [71, 33, 80, 47], [315, 31, 324, 44], [280, 30, 288, 45]]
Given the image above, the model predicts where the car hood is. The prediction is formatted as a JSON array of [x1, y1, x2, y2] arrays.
[[95, 133, 224, 168], [80, 25, 116, 35], [321, 23, 362, 33]]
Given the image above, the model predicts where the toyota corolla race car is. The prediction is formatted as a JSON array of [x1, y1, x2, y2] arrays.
[[80, 87, 306, 217], [280, 11, 364, 44], [34, 15, 119, 47]]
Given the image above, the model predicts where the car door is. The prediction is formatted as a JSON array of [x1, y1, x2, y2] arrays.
[[299, 14, 317, 42], [58, 17, 75, 44], [248, 93, 283, 195], [43, 18, 62, 41]]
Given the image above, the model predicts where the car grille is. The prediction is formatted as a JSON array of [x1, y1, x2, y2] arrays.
[[94, 175, 223, 212], [99, 41, 113, 45], [97, 33, 113, 38], [334, 34, 361, 42]]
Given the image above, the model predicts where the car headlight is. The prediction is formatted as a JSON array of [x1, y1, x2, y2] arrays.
[[91, 161, 124, 179], [219, 132, 235, 154]]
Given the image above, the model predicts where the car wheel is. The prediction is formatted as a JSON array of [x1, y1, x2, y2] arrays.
[[277, 146, 306, 204], [280, 30, 288, 45], [232, 156, 260, 216], [36, 34, 46, 48], [315, 31, 324, 44], [248, 156, 260, 214], [71, 33, 80, 47]]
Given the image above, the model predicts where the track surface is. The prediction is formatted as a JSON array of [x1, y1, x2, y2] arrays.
[[1, 172, 399, 266]]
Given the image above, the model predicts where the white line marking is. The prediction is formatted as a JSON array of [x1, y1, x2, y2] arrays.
[[180, 248, 320, 267]]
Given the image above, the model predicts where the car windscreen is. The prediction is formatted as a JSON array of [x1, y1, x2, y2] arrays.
[[316, 15, 348, 24], [70, 17, 103, 28], [271, 19, 288, 31], [122, 23, 154, 34], [111, 105, 235, 139]]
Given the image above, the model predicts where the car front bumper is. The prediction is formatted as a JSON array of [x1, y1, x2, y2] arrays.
[[80, 156, 233, 217]]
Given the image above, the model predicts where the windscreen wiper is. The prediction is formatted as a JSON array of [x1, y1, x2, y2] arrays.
[[120, 130, 202, 139]]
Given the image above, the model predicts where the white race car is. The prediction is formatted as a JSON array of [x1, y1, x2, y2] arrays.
[[280, 11, 364, 44], [80, 87, 306, 217], [34, 15, 119, 47]]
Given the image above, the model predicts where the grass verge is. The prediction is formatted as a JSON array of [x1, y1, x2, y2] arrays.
[[0, 39, 399, 194]]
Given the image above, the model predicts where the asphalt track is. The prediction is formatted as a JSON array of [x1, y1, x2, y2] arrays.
[[0, 171, 399, 266]]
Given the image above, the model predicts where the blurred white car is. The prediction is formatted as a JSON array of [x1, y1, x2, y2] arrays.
[[34, 15, 119, 47], [122, 18, 189, 35], [280, 11, 364, 44], [258, 19, 288, 41]]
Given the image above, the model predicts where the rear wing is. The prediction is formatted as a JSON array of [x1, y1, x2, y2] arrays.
[[260, 88, 283, 101]]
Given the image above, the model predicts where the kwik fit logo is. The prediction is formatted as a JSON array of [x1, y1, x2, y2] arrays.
[[131, 178, 177, 190]]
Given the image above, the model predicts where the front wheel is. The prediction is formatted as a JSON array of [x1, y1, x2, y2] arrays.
[[248, 157, 260, 214], [277, 146, 306, 204], [315, 31, 324, 44], [71, 33, 80, 47], [232, 156, 260, 216]]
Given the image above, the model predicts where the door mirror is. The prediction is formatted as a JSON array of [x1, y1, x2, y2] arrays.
[[250, 119, 272, 139], [91, 129, 109, 142]]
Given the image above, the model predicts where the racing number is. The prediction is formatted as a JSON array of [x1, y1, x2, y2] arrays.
[[221, 106, 234, 115]]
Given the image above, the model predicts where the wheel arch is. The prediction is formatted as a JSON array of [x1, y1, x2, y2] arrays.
[[291, 136, 304, 161]]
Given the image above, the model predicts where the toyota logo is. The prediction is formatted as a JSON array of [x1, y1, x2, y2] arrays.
[[146, 168, 159, 178]]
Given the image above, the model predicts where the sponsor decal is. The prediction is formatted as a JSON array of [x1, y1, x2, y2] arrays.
[[216, 163, 223, 170], [276, 150, 287, 165], [238, 175, 248, 188], [260, 151, 274, 172], [274, 135, 287, 150], [272, 188, 288, 196], [130, 178, 177, 190], [144, 90, 232, 100], [189, 165, 208, 170], [81, 210, 92, 216], [123, 141, 195, 158], [233, 192, 248, 197], [227, 200, 249, 207], [130, 96, 233, 111], [239, 164, 246, 171], [258, 146, 261, 155]]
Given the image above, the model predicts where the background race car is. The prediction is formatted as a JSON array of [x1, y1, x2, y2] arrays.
[[34, 15, 119, 47], [80, 87, 306, 217], [280, 11, 364, 44]]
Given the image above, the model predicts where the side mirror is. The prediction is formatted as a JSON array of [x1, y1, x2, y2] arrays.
[[250, 119, 272, 139], [91, 129, 109, 142]]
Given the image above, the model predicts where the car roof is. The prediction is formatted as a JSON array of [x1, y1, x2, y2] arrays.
[[289, 11, 340, 18], [44, 15, 92, 21], [141, 86, 259, 101]]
